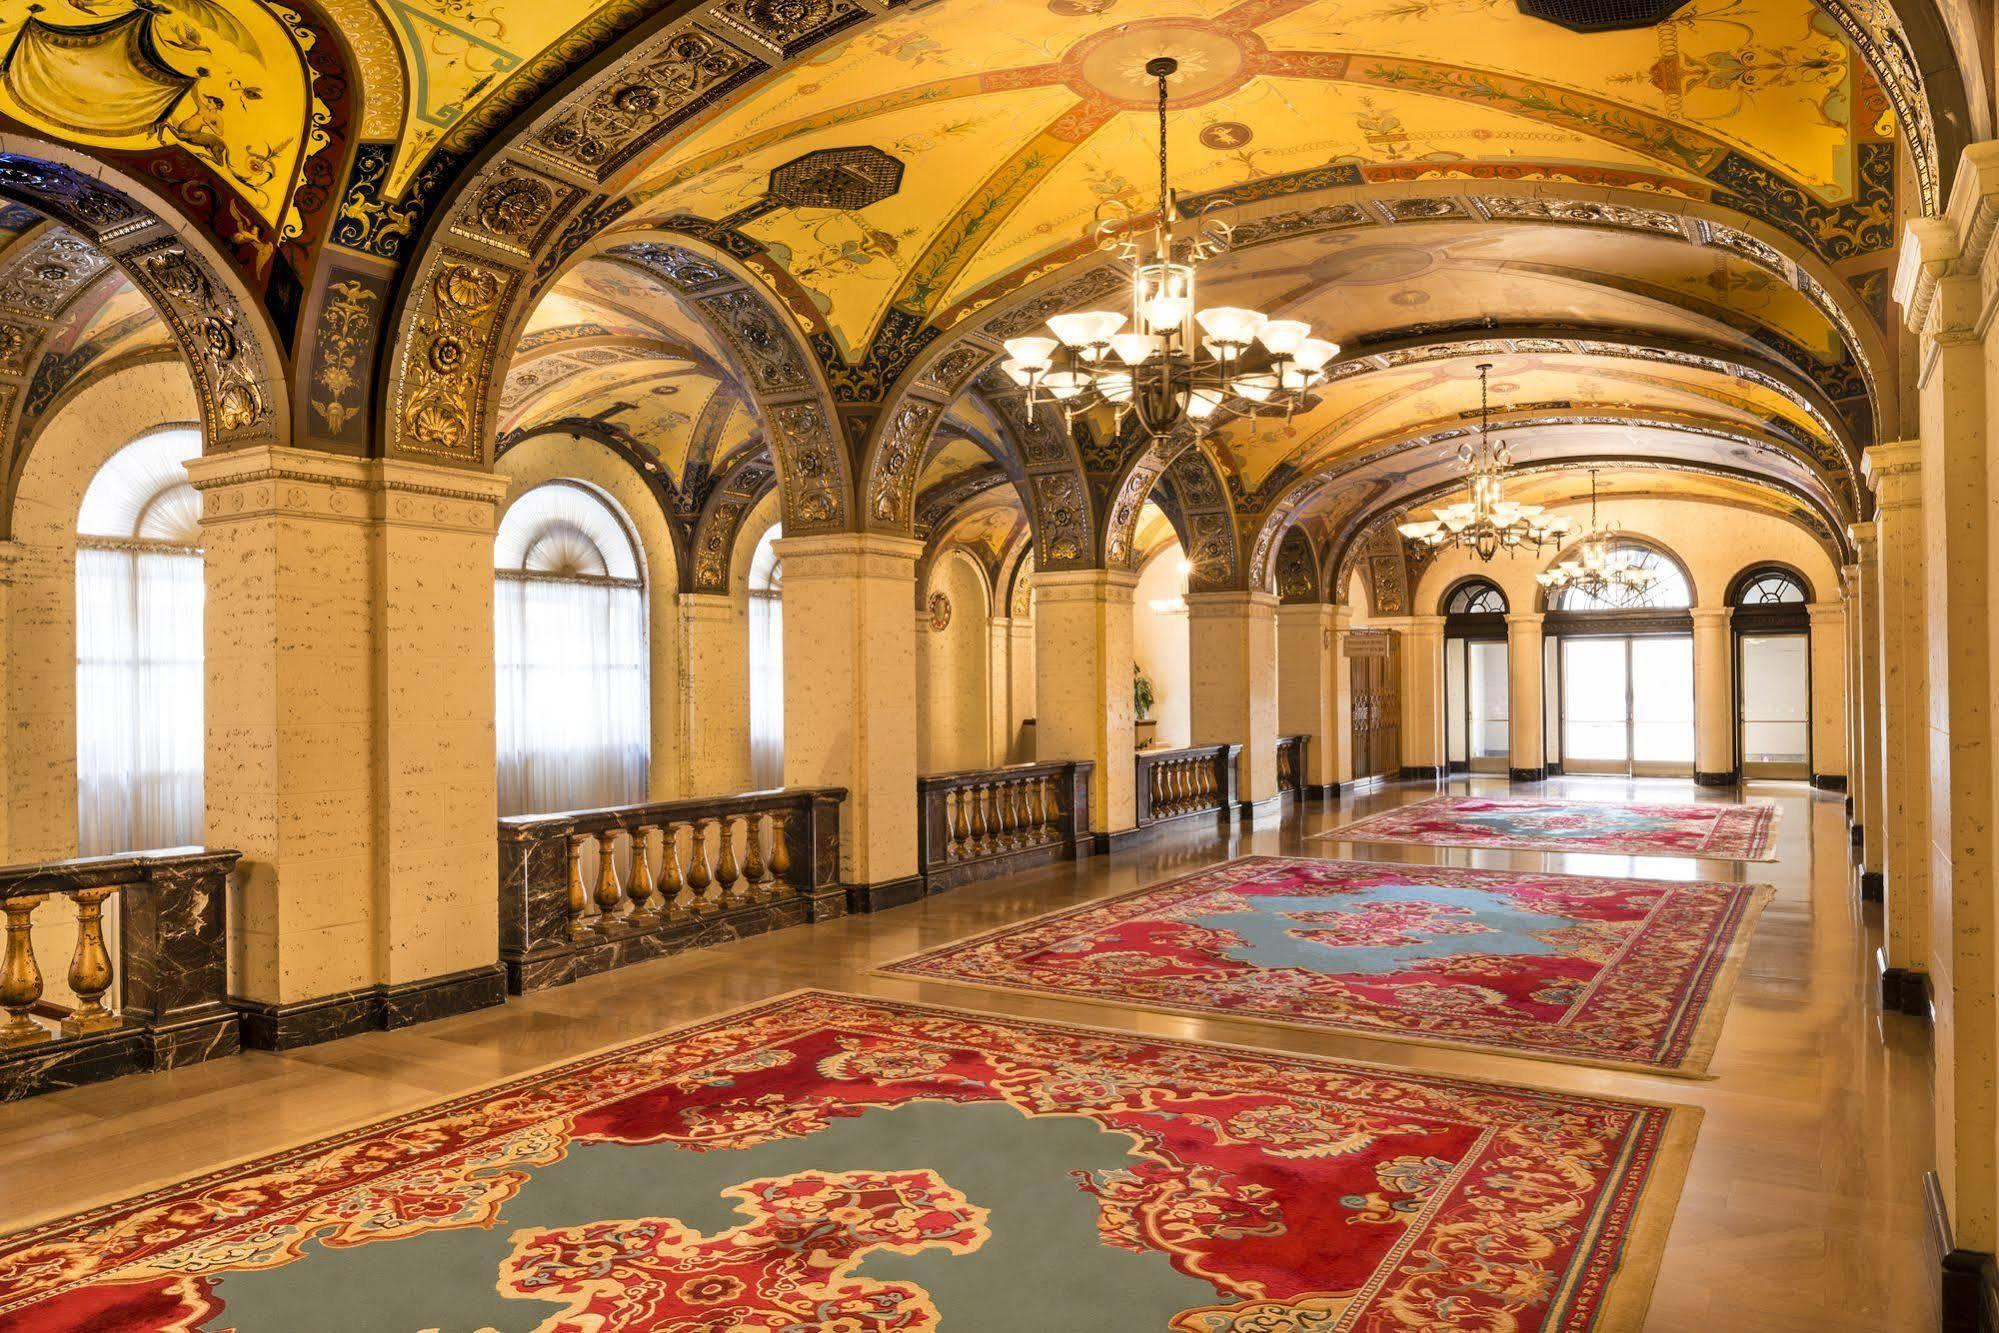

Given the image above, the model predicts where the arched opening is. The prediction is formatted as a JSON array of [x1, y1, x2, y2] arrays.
[[74, 426, 203, 855], [1132, 503, 1191, 751], [1730, 564, 1812, 780], [1442, 578, 1509, 775], [748, 523, 784, 790], [494, 482, 648, 816], [1545, 539, 1697, 778]]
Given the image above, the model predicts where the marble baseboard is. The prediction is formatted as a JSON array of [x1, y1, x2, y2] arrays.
[[847, 875, 924, 914], [1811, 773, 1848, 792], [507, 898, 817, 995], [1859, 870, 1884, 903], [1694, 769, 1741, 786], [1879, 962, 1931, 1019], [1508, 766, 1548, 783], [1928, 1171, 1999, 1333], [0, 1007, 241, 1102], [1090, 825, 1149, 854], [920, 839, 1081, 897], [1399, 766, 1443, 780], [1237, 794, 1284, 822], [235, 965, 506, 1050]]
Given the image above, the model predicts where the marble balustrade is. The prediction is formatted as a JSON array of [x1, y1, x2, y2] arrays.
[[1135, 744, 1242, 827], [917, 760, 1093, 894], [0, 848, 240, 1101]]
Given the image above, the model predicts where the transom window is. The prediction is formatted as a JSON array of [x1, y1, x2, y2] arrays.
[[1446, 581, 1508, 615], [1551, 543, 1692, 612], [495, 482, 648, 816], [1732, 568, 1808, 606]]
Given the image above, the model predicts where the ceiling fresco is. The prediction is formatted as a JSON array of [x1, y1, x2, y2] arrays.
[[622, 0, 1894, 360]]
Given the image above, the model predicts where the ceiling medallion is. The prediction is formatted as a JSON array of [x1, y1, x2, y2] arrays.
[[1397, 364, 1571, 562], [1000, 56, 1339, 441], [1535, 470, 1659, 605]]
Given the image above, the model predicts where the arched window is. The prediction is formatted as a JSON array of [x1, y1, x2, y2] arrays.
[[1445, 580, 1508, 616], [1731, 567, 1809, 606], [1550, 543, 1692, 611], [495, 482, 648, 815], [748, 524, 783, 790], [75, 428, 205, 854]]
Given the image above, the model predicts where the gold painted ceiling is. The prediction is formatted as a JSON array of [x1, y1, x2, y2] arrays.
[[622, 0, 1890, 358]]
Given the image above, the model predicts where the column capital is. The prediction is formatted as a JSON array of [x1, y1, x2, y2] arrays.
[[1862, 440, 1923, 487], [1897, 142, 1999, 334], [1807, 601, 1846, 625], [1185, 589, 1280, 615], [1848, 519, 1878, 553], [1690, 607, 1733, 627], [772, 531, 924, 581], [1275, 600, 1335, 624], [1029, 567, 1139, 602], [1504, 612, 1545, 629], [678, 591, 734, 617], [186, 444, 509, 535]]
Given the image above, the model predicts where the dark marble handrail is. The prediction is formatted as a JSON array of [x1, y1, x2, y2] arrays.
[[0, 846, 240, 1101], [1135, 743, 1241, 827], [917, 760, 1092, 894], [496, 787, 846, 994]]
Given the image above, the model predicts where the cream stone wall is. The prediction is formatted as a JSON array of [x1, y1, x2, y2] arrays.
[[1132, 547, 1191, 749], [495, 432, 683, 799], [919, 550, 992, 774]]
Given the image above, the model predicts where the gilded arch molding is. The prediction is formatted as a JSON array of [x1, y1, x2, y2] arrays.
[[0, 145, 287, 455]]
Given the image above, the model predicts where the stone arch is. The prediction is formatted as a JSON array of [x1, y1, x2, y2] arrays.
[[0, 141, 288, 454], [687, 448, 778, 595], [1275, 526, 1323, 604], [496, 420, 691, 570]]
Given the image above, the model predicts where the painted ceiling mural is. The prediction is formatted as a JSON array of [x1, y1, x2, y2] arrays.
[[623, 0, 1897, 363]]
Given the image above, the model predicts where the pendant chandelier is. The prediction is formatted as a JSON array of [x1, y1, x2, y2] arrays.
[[1000, 56, 1339, 438], [1396, 364, 1570, 561], [1535, 471, 1659, 605]]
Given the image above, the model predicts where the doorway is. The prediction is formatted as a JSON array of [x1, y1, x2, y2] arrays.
[[1738, 634, 1809, 778], [1446, 638, 1510, 773], [1557, 635, 1695, 776]]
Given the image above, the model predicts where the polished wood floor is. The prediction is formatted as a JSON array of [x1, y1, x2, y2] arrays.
[[0, 777, 1935, 1329]]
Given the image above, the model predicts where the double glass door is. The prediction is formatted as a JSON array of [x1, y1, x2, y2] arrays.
[[1445, 638, 1509, 772], [1738, 632, 1810, 778], [1558, 635, 1695, 776]]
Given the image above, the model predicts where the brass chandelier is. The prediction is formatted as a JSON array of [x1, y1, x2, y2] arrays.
[[1000, 56, 1339, 438], [1535, 470, 1659, 605], [1396, 364, 1570, 561]]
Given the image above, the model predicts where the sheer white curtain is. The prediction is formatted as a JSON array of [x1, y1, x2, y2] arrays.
[[495, 483, 649, 815], [748, 525, 783, 789], [75, 429, 205, 855]]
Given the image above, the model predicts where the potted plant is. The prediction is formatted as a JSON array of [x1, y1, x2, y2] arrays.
[[1133, 663, 1155, 722]]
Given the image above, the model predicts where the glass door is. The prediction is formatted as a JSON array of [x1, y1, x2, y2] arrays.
[[1558, 636, 1694, 777], [1739, 632, 1810, 778], [1467, 640, 1510, 772]]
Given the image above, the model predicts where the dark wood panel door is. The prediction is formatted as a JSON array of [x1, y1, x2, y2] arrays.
[[1349, 630, 1402, 780]]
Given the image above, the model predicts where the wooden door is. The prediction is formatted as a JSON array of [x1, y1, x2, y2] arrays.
[[1348, 630, 1402, 780]]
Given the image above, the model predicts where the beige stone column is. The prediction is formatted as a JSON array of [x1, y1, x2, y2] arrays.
[[1863, 442, 1930, 993], [1806, 601, 1847, 784], [1504, 612, 1545, 781], [1691, 607, 1735, 784], [1276, 601, 1337, 796], [1008, 615, 1035, 764], [187, 447, 510, 1039], [1850, 522, 1885, 892], [1187, 591, 1280, 811], [987, 616, 1013, 768], [912, 606, 933, 775], [1398, 615, 1445, 778], [1330, 605, 1355, 787], [1033, 569, 1137, 835], [676, 593, 750, 796], [1840, 564, 1864, 829], [0, 540, 72, 862], [774, 533, 922, 892]]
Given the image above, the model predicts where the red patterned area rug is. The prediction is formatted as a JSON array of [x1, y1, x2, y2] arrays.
[[0, 992, 1695, 1332], [878, 856, 1771, 1076], [1317, 794, 1781, 861]]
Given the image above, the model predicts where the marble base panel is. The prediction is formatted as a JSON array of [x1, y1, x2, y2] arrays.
[[235, 965, 507, 1050], [847, 875, 925, 914], [919, 838, 1087, 897], [1509, 766, 1549, 783], [1860, 870, 1884, 902], [1811, 774, 1849, 791], [0, 1009, 239, 1103], [1695, 769, 1741, 787], [1928, 1171, 1999, 1333], [508, 900, 816, 995], [1880, 964, 1931, 1019]]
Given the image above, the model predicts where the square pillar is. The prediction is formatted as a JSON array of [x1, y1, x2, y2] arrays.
[[1330, 606, 1355, 786], [1863, 442, 1930, 994], [1691, 607, 1735, 784], [1851, 523, 1885, 890], [987, 615, 1014, 766], [1187, 591, 1280, 812], [1033, 569, 1136, 836], [774, 533, 922, 897], [186, 447, 509, 1047], [1504, 612, 1545, 781], [1806, 601, 1847, 785], [1398, 615, 1445, 778], [1008, 615, 1035, 764], [1276, 601, 1337, 797], [677, 593, 750, 796]]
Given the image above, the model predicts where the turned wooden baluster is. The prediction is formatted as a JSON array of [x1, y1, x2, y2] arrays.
[[0, 894, 48, 1046], [1165, 760, 1185, 815], [626, 825, 660, 925], [61, 887, 118, 1036], [714, 816, 746, 904], [1012, 780, 1033, 847], [685, 819, 717, 911], [996, 780, 1019, 851], [564, 836, 593, 940], [1039, 775, 1058, 840], [743, 811, 771, 900], [767, 809, 795, 897], [965, 784, 988, 855], [661, 821, 694, 919], [593, 828, 625, 933], [1198, 756, 1217, 807]]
